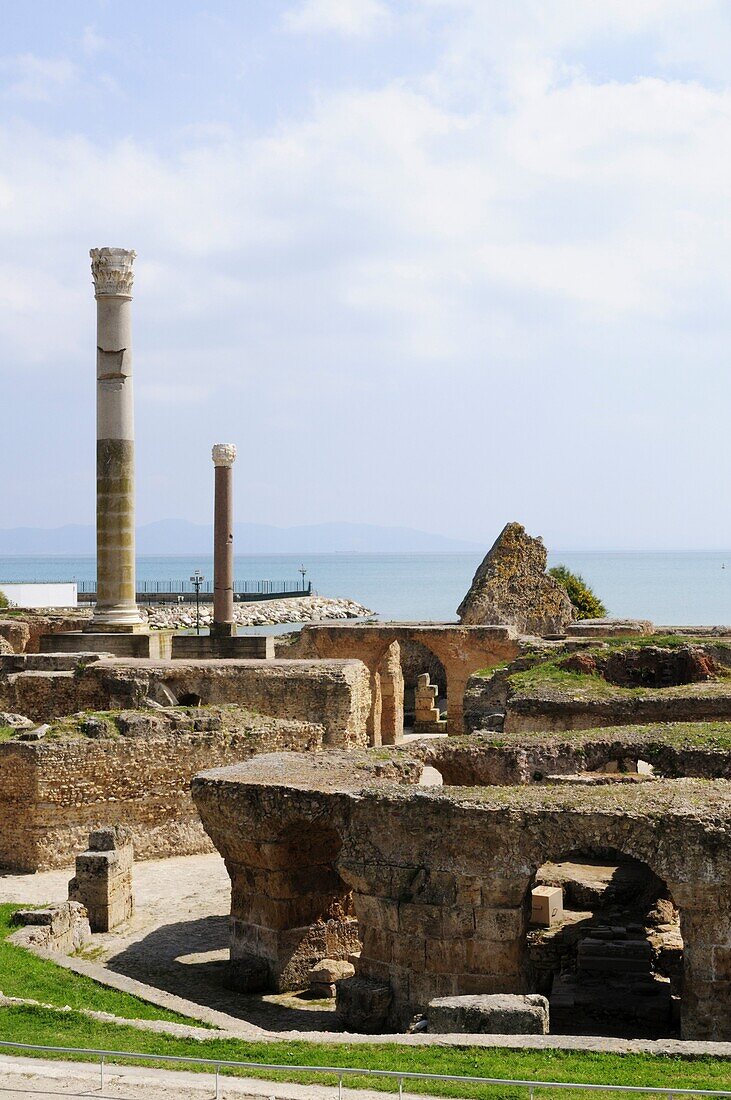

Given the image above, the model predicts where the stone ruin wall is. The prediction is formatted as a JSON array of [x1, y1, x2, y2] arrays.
[[0, 715, 325, 872], [0, 656, 372, 872], [192, 750, 731, 1042], [414, 732, 731, 785], [0, 656, 371, 740], [0, 612, 90, 654]]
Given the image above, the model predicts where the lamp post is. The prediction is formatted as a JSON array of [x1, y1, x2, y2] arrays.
[[299, 564, 307, 593], [190, 570, 204, 635]]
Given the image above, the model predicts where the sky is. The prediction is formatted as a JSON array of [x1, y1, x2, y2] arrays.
[[3, 0, 731, 550]]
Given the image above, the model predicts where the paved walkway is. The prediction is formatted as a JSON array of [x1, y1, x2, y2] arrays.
[[0, 1054, 426, 1100], [0, 854, 339, 1032]]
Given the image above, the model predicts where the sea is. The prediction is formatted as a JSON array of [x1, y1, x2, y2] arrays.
[[3, 551, 731, 627]]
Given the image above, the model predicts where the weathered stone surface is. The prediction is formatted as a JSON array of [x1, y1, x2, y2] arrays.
[[0, 636, 13, 656], [0, 656, 370, 744], [457, 523, 573, 635], [309, 957, 356, 997], [193, 749, 731, 1040], [0, 612, 89, 654], [0, 712, 34, 730], [0, 706, 329, 872], [566, 619, 654, 638], [68, 830, 135, 932], [9, 901, 90, 954], [336, 976, 393, 1032], [428, 993, 549, 1034], [0, 620, 31, 653], [309, 958, 355, 984]]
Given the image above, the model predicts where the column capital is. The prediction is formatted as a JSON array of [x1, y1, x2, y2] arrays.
[[212, 443, 237, 468], [90, 247, 136, 298]]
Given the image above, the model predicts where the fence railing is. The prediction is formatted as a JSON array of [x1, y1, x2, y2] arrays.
[[0, 1040, 728, 1100], [77, 579, 310, 595]]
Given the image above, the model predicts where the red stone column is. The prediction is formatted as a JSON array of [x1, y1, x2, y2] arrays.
[[211, 443, 237, 638]]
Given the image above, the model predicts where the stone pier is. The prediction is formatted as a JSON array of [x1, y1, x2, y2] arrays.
[[211, 444, 237, 638], [89, 248, 143, 632]]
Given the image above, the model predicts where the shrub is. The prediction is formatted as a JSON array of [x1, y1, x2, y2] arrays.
[[0, 591, 8, 610], [549, 565, 607, 620]]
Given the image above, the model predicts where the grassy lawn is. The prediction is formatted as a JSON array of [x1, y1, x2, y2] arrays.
[[1, 1004, 729, 1099], [0, 904, 198, 1025], [0, 910, 728, 1096]]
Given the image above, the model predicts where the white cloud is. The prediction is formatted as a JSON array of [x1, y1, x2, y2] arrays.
[[81, 26, 109, 57], [0, 53, 77, 102], [282, 0, 392, 38], [5, 1, 731, 539]]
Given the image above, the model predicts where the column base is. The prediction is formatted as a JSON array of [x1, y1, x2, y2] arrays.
[[210, 621, 237, 638], [88, 608, 146, 633]]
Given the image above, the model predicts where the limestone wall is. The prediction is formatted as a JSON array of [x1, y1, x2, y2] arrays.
[[193, 750, 731, 1041], [0, 710, 325, 872], [0, 657, 371, 747]]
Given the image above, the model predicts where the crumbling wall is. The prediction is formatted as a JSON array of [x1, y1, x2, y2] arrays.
[[193, 751, 731, 1041], [0, 657, 371, 746], [0, 710, 325, 872]]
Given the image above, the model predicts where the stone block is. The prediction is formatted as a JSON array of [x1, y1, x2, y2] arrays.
[[68, 830, 134, 932], [530, 886, 563, 927], [335, 976, 392, 1033], [9, 901, 91, 954], [308, 957, 355, 996], [428, 993, 549, 1034], [474, 907, 524, 941]]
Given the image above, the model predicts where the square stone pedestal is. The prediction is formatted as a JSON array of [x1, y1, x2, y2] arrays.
[[40, 630, 173, 659]]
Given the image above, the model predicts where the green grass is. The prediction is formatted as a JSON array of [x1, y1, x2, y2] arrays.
[[507, 664, 621, 697], [466, 721, 731, 752], [1, 1004, 728, 1098], [0, 905, 199, 1025]]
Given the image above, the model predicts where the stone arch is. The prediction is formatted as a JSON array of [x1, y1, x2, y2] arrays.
[[229, 817, 359, 994], [502, 816, 731, 1041], [522, 844, 682, 1037]]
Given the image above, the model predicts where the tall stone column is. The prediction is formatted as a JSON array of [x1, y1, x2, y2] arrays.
[[89, 248, 143, 631], [212, 444, 237, 638]]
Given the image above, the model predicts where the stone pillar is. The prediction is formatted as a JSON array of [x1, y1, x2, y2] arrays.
[[379, 641, 404, 745], [211, 443, 237, 637], [68, 828, 134, 933], [414, 672, 442, 733], [89, 248, 143, 631]]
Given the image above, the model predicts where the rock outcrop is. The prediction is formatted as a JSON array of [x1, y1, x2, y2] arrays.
[[457, 522, 573, 635]]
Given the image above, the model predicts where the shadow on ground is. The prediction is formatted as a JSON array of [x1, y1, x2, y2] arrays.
[[102, 915, 343, 1032]]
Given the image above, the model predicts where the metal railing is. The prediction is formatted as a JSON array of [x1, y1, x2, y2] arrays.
[[0, 1040, 728, 1100], [77, 579, 311, 595]]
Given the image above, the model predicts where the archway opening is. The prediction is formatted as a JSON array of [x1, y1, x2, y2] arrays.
[[525, 848, 682, 1038], [272, 821, 360, 996], [399, 639, 447, 734], [178, 691, 201, 707]]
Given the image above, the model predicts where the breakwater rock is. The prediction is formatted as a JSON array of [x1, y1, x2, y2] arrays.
[[146, 596, 374, 631]]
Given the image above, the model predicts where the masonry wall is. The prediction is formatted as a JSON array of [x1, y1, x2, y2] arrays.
[[0, 716, 325, 872], [193, 753, 731, 1041], [0, 657, 372, 748]]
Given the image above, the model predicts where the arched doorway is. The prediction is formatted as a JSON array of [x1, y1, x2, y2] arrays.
[[399, 639, 447, 734], [524, 848, 683, 1038]]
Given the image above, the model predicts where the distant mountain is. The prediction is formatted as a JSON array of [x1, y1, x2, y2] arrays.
[[0, 520, 482, 555]]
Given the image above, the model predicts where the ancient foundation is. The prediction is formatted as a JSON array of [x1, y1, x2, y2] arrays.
[[193, 747, 731, 1041]]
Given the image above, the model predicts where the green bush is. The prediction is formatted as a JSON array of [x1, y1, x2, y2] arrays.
[[0, 591, 8, 610], [549, 565, 607, 620]]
